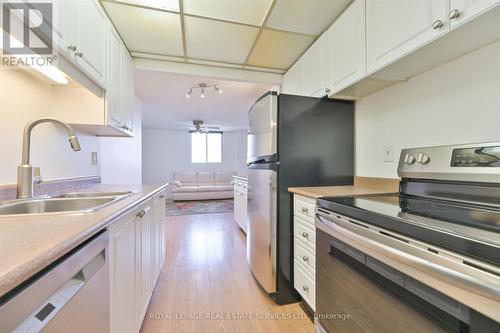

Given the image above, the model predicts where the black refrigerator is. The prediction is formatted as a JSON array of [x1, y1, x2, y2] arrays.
[[246, 91, 354, 305]]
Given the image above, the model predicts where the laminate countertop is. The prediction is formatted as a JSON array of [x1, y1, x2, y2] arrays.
[[288, 177, 400, 199], [0, 183, 167, 299]]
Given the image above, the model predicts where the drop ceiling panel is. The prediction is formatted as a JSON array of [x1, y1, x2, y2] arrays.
[[247, 29, 315, 69], [185, 16, 259, 64], [183, 0, 273, 26], [266, 0, 351, 35], [103, 2, 183, 56], [113, 0, 180, 12]]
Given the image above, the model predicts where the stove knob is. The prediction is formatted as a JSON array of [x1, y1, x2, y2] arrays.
[[404, 154, 416, 165], [418, 153, 431, 164]]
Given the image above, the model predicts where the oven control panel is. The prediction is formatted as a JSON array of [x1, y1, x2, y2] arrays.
[[398, 142, 500, 183], [451, 146, 500, 167]]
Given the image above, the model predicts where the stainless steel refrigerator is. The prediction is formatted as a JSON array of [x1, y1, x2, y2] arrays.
[[246, 91, 354, 305]]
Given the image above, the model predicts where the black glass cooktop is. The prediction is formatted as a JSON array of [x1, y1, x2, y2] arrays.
[[317, 194, 500, 265]]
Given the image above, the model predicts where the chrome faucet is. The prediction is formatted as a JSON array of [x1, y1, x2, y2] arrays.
[[17, 118, 81, 199]]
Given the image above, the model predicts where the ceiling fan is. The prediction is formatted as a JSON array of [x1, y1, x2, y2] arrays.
[[192, 120, 219, 133]]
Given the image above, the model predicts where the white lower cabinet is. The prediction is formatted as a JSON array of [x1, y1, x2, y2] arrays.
[[233, 177, 248, 233], [293, 194, 316, 311], [109, 191, 166, 333]]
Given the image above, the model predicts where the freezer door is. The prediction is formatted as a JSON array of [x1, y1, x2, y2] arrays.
[[247, 167, 277, 293], [247, 93, 278, 163]]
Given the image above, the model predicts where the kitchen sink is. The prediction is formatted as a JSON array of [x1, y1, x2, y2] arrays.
[[49, 191, 135, 199], [0, 197, 119, 215]]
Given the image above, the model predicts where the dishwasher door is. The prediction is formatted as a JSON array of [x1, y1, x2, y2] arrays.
[[0, 231, 109, 333]]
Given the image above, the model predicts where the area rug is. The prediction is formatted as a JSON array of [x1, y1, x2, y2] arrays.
[[165, 199, 234, 216]]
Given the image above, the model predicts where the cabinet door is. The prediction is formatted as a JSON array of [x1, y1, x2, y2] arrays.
[[282, 60, 302, 95], [300, 40, 324, 97], [76, 0, 106, 84], [107, 27, 124, 130], [366, 0, 449, 74], [109, 213, 137, 333], [122, 50, 135, 135], [53, 0, 79, 54], [138, 206, 152, 321], [449, 0, 500, 29], [328, 0, 367, 94]]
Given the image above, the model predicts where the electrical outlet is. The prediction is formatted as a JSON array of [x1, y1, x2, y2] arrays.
[[91, 152, 98, 165], [384, 145, 395, 162]]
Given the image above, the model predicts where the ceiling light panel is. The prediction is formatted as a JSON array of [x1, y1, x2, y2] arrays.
[[103, 2, 183, 56], [112, 0, 179, 12], [185, 16, 259, 64], [247, 29, 315, 69], [183, 0, 273, 26], [266, 0, 351, 35]]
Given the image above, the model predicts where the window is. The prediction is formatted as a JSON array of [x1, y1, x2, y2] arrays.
[[191, 132, 222, 163]]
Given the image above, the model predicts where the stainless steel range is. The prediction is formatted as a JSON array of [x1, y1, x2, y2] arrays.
[[315, 142, 500, 333]]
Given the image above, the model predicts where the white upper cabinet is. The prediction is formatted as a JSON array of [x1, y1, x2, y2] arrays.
[[76, 0, 106, 83], [54, 0, 106, 86], [301, 33, 330, 97], [366, 0, 449, 74], [107, 27, 125, 131], [282, 60, 302, 95], [328, 0, 366, 95], [449, 0, 500, 29]]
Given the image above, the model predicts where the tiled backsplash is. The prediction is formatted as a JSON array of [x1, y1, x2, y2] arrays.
[[0, 176, 101, 201]]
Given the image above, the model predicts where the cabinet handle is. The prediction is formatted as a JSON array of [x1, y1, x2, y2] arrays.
[[302, 256, 309, 262], [449, 9, 461, 20], [68, 44, 77, 51], [137, 209, 146, 218], [325, 88, 330, 94], [302, 285, 309, 292], [301, 207, 308, 214], [75, 51, 83, 58], [159, 194, 165, 199], [432, 20, 444, 30], [301, 232, 309, 239]]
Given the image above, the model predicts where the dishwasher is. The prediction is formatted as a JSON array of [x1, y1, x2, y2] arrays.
[[0, 230, 109, 333]]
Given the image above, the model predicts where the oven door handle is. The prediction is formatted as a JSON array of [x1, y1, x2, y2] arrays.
[[316, 213, 500, 301]]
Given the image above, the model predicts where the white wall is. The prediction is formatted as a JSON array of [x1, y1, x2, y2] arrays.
[[0, 70, 100, 184], [142, 128, 247, 185], [100, 97, 143, 185], [356, 40, 500, 178]]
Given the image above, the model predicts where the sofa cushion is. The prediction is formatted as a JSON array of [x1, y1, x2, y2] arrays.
[[215, 171, 235, 184], [197, 185, 218, 192], [171, 186, 198, 193], [216, 185, 234, 192], [173, 172, 197, 186], [197, 172, 215, 185]]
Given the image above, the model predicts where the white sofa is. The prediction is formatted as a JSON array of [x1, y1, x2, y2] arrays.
[[170, 171, 235, 201]]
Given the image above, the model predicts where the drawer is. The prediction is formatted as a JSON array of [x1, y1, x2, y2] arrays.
[[294, 195, 316, 222], [294, 258, 315, 311], [294, 217, 315, 251], [294, 239, 315, 275]]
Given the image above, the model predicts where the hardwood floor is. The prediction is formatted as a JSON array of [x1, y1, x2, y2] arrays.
[[140, 212, 314, 333]]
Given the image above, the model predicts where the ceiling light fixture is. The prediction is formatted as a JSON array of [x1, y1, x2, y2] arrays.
[[185, 83, 222, 99]]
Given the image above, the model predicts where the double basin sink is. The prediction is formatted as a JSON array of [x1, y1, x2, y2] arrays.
[[0, 191, 135, 215]]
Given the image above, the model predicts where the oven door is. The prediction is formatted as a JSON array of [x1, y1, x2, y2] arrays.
[[315, 213, 478, 333]]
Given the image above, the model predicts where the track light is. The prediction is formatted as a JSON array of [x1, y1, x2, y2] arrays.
[[185, 82, 221, 99]]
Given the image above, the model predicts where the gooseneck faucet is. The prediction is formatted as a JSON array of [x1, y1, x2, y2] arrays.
[[17, 118, 81, 199]]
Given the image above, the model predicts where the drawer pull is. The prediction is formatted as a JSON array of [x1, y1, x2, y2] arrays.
[[301, 207, 309, 214], [302, 285, 309, 292], [301, 232, 309, 239], [159, 194, 165, 199], [137, 209, 146, 218], [302, 256, 309, 262]]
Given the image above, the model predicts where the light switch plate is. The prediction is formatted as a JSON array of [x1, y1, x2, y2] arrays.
[[384, 145, 395, 162], [91, 152, 98, 165]]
